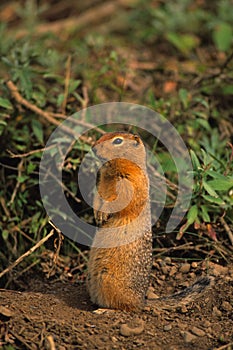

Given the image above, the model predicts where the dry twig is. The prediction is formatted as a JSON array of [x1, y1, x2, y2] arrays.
[[47, 335, 56, 350], [220, 216, 233, 246], [9, 159, 24, 205], [6, 80, 94, 144], [7, 145, 56, 158], [61, 55, 72, 114], [12, 1, 125, 39], [0, 228, 55, 280]]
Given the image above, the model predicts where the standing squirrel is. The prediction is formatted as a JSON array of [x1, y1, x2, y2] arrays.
[[87, 132, 212, 311]]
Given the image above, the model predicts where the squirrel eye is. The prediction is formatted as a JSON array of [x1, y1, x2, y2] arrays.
[[112, 137, 123, 145]]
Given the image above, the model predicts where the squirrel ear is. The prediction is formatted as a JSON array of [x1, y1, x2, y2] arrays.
[[133, 134, 141, 145]]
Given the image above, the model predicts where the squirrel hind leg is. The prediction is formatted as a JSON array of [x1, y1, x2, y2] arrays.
[[147, 276, 214, 310]]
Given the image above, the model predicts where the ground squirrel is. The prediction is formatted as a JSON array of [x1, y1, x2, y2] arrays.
[[87, 132, 212, 311]]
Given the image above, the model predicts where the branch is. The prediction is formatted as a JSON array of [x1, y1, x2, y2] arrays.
[[6, 80, 101, 144], [0, 228, 55, 280], [12, 1, 124, 39]]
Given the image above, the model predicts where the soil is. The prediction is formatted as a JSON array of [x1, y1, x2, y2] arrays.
[[1, 260, 233, 350]]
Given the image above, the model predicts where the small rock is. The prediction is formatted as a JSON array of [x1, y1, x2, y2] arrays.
[[180, 305, 188, 313], [191, 326, 206, 337], [120, 318, 145, 337], [0, 306, 13, 318], [169, 266, 177, 277], [92, 308, 109, 314], [212, 306, 222, 317], [209, 263, 228, 276], [147, 290, 159, 299], [164, 324, 172, 331], [164, 257, 172, 264], [203, 320, 211, 327], [179, 263, 191, 274], [175, 273, 183, 280], [111, 336, 118, 342], [161, 266, 169, 275], [158, 259, 165, 267], [221, 301, 232, 312], [153, 262, 160, 270], [180, 281, 190, 288], [189, 272, 197, 279], [182, 331, 197, 343], [191, 262, 198, 269]]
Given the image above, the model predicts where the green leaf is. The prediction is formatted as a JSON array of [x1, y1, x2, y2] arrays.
[[203, 180, 218, 197], [69, 79, 82, 93], [0, 97, 13, 110], [167, 32, 198, 55], [179, 88, 189, 109], [17, 175, 29, 183], [202, 194, 225, 205], [27, 162, 36, 174], [205, 170, 228, 180], [207, 178, 233, 191], [2, 230, 9, 241], [190, 150, 201, 171], [222, 85, 233, 95], [187, 204, 198, 224], [31, 119, 44, 144], [201, 205, 211, 222], [213, 22, 233, 51]]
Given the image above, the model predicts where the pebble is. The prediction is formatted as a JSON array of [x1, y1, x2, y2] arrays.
[[164, 257, 172, 264], [212, 306, 222, 317], [180, 305, 188, 313], [175, 273, 183, 280], [120, 318, 145, 337], [203, 320, 211, 327], [169, 266, 177, 277], [164, 324, 172, 331], [179, 263, 191, 274], [111, 336, 118, 342], [161, 266, 169, 275], [221, 301, 232, 312], [191, 326, 206, 337], [0, 306, 13, 318], [189, 272, 197, 279], [147, 290, 159, 299], [182, 331, 197, 343], [191, 262, 198, 268]]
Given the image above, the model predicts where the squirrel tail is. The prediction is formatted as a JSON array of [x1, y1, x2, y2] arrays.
[[147, 276, 214, 310]]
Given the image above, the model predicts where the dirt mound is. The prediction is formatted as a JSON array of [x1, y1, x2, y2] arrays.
[[1, 261, 232, 349]]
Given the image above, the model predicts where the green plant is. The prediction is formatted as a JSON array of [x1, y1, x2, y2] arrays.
[[178, 144, 233, 237], [128, 0, 233, 54]]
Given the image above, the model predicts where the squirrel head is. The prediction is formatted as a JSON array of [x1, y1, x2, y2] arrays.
[[93, 132, 147, 168]]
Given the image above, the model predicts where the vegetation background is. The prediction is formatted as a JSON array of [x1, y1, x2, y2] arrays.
[[0, 0, 233, 289]]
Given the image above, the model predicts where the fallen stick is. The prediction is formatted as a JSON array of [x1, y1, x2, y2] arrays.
[[0, 228, 55, 280], [6, 80, 102, 144], [12, 1, 123, 39], [220, 216, 233, 246]]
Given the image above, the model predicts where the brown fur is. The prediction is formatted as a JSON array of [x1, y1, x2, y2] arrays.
[[87, 132, 213, 311]]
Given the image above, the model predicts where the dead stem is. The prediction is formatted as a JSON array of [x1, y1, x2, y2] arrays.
[[6, 80, 94, 144], [0, 229, 55, 280], [9, 159, 24, 205], [61, 55, 72, 114], [220, 216, 233, 246]]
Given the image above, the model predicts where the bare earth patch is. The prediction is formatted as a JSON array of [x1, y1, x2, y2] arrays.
[[0, 261, 232, 350]]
